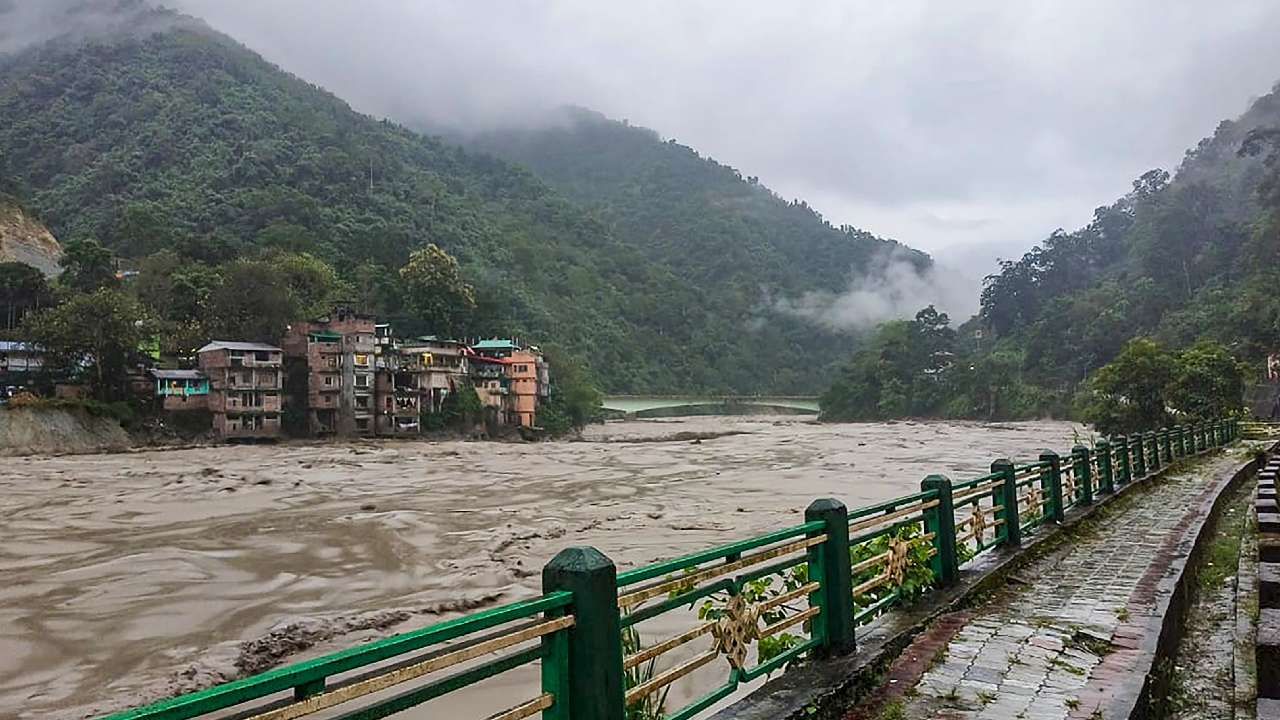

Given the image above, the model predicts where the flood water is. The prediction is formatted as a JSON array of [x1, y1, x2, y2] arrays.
[[0, 416, 1085, 718]]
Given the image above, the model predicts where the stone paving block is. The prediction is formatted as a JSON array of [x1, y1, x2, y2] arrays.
[[1262, 563, 1280, 608], [895, 453, 1250, 720], [1258, 697, 1280, 720]]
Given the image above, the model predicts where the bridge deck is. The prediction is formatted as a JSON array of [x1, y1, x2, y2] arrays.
[[864, 447, 1249, 720], [601, 395, 820, 414]]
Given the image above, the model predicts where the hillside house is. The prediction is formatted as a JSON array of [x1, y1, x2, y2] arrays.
[[150, 369, 209, 411]]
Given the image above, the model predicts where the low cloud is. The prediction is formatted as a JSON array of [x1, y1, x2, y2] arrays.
[[0, 0, 189, 55], [771, 250, 979, 331]]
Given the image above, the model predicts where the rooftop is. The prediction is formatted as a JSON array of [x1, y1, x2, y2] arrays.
[[151, 369, 207, 380], [197, 341, 283, 353], [472, 339, 519, 351]]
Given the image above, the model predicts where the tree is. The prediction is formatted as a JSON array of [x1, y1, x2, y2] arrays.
[[0, 262, 52, 331], [59, 238, 116, 292], [1166, 340, 1243, 422], [399, 244, 476, 334], [1082, 338, 1175, 435], [204, 260, 296, 342], [22, 288, 154, 401], [819, 306, 956, 421], [110, 202, 174, 258], [268, 251, 347, 319], [536, 346, 603, 434]]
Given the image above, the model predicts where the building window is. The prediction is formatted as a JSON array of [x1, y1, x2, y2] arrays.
[[356, 418, 369, 431], [355, 354, 369, 367], [355, 375, 370, 388], [324, 376, 334, 386]]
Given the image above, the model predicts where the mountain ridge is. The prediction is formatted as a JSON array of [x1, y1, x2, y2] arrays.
[[0, 4, 939, 394]]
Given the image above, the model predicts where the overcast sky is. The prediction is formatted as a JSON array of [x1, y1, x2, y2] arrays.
[[163, 0, 1280, 270]]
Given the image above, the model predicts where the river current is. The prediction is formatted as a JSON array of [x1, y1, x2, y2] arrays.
[[0, 415, 1085, 718]]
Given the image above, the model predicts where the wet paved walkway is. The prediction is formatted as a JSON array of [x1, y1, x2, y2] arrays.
[[891, 448, 1249, 720]]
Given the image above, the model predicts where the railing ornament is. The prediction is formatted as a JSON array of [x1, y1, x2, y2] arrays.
[[711, 594, 758, 669]]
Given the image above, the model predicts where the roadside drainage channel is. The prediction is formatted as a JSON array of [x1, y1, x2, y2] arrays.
[[1258, 458, 1280, 719], [708, 447, 1256, 720]]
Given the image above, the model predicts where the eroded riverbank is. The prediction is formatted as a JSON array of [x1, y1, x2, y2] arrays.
[[0, 416, 1085, 718]]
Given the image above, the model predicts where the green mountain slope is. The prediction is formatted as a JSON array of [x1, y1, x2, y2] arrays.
[[465, 107, 919, 297], [978, 84, 1280, 385], [0, 6, 920, 394], [820, 82, 1280, 421]]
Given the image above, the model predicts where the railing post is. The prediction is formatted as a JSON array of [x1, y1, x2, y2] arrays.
[[1132, 433, 1146, 478], [1146, 432, 1160, 472], [992, 458, 1021, 547], [1116, 435, 1131, 485], [805, 498, 855, 655], [1161, 429, 1173, 465], [1040, 450, 1066, 523], [1073, 445, 1093, 506], [542, 547, 625, 720], [1196, 424, 1205, 453], [1096, 439, 1114, 495], [920, 475, 958, 587]]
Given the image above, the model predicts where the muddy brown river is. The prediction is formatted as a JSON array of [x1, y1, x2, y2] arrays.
[[0, 416, 1085, 718]]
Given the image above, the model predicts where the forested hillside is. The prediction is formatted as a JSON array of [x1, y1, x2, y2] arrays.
[[0, 7, 923, 394], [467, 107, 920, 299], [821, 84, 1280, 422]]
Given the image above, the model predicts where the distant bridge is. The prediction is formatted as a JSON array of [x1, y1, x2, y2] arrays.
[[600, 394, 820, 417]]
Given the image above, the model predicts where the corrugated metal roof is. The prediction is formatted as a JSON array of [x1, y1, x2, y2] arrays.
[[151, 369, 206, 380], [472, 339, 518, 350], [197, 341, 283, 353]]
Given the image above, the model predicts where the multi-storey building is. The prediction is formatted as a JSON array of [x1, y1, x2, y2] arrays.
[[506, 350, 549, 428], [197, 341, 284, 439], [282, 305, 377, 437], [400, 336, 471, 414], [471, 339, 548, 428], [373, 330, 423, 436]]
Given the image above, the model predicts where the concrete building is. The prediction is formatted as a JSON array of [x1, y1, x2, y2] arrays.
[[0, 340, 44, 395], [471, 340, 548, 428], [373, 330, 422, 436], [282, 305, 377, 437], [506, 350, 549, 428], [150, 369, 209, 411], [469, 354, 513, 425], [197, 341, 283, 440], [401, 336, 471, 414]]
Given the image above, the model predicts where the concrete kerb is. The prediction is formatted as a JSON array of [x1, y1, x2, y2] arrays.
[[1237, 504, 1260, 720], [1130, 447, 1269, 719], [709, 445, 1257, 720]]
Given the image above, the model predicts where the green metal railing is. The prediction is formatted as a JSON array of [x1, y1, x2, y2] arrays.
[[103, 419, 1239, 720]]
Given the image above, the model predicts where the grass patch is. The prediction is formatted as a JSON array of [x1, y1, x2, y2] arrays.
[[877, 698, 906, 720]]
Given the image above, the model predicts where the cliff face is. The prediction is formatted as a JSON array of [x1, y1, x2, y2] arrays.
[[0, 200, 62, 276]]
